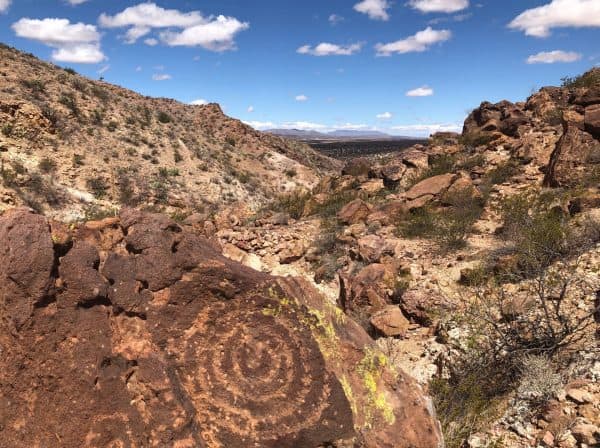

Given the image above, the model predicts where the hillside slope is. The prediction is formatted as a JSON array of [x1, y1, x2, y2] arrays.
[[0, 43, 339, 220]]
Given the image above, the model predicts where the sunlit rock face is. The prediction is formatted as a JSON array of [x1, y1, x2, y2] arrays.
[[0, 208, 443, 448]]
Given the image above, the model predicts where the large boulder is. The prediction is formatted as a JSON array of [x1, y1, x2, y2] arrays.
[[0, 209, 443, 448], [543, 110, 600, 187], [405, 173, 457, 201], [337, 199, 372, 224], [585, 104, 600, 139]]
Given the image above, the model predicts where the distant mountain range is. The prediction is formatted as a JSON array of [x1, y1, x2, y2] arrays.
[[266, 129, 418, 140]]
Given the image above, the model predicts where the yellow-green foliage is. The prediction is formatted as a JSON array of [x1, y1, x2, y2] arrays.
[[357, 348, 396, 427]]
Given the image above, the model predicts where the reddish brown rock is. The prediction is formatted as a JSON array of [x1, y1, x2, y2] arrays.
[[342, 157, 372, 177], [0, 208, 55, 328], [370, 306, 410, 337], [337, 199, 372, 224], [585, 104, 600, 139], [405, 173, 456, 201], [0, 209, 443, 448], [543, 112, 600, 187]]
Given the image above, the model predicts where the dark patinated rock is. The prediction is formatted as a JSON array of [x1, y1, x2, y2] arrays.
[[0, 209, 443, 448]]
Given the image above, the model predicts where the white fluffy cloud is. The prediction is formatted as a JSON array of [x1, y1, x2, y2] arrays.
[[67, 0, 90, 5], [295, 95, 308, 102], [99, 3, 249, 50], [353, 0, 391, 21], [152, 73, 171, 81], [509, 0, 600, 37], [376, 112, 393, 119], [247, 105, 254, 113], [0, 0, 11, 13], [329, 14, 344, 25], [406, 86, 434, 96], [375, 27, 451, 56], [390, 123, 462, 135], [190, 99, 208, 105], [297, 42, 362, 56], [526, 50, 582, 64], [408, 0, 469, 13], [12, 18, 106, 63]]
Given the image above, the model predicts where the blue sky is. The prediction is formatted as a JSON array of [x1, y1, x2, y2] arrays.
[[0, 0, 599, 136]]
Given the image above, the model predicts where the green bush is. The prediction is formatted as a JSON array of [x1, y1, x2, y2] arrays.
[[271, 189, 311, 220], [157, 111, 172, 124], [38, 157, 56, 173], [59, 92, 79, 116], [86, 176, 108, 199], [561, 70, 600, 88], [460, 132, 496, 148], [20, 79, 46, 95]]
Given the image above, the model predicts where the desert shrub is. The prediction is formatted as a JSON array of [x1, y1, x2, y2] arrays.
[[20, 78, 46, 95], [106, 121, 118, 132], [157, 111, 172, 124], [117, 172, 136, 205], [83, 204, 117, 221], [158, 167, 179, 177], [71, 78, 87, 93], [311, 190, 359, 218], [270, 189, 311, 220], [483, 161, 519, 186], [561, 70, 600, 88], [420, 154, 457, 179], [40, 104, 59, 127], [398, 188, 484, 250], [86, 176, 108, 199], [225, 135, 236, 146], [517, 355, 562, 405], [458, 154, 486, 171], [63, 67, 77, 75], [90, 85, 109, 102], [173, 148, 183, 163], [542, 108, 563, 126], [460, 131, 496, 148], [72, 154, 85, 166], [1, 123, 14, 137], [310, 219, 345, 282], [59, 92, 79, 116], [38, 157, 56, 173], [91, 109, 104, 125]]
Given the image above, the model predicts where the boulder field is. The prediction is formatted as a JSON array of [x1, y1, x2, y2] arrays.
[[0, 208, 443, 448]]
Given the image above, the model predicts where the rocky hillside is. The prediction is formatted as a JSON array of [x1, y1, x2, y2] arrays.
[[204, 69, 600, 447], [0, 43, 339, 221]]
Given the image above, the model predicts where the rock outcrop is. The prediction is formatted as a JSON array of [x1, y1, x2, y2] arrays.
[[0, 208, 443, 448]]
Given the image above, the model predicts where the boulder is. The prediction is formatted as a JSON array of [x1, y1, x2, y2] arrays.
[[278, 240, 306, 264], [543, 111, 600, 187], [405, 173, 456, 201], [337, 199, 372, 224], [585, 104, 600, 139], [356, 235, 395, 263], [570, 420, 599, 446], [401, 150, 429, 171], [370, 306, 410, 337], [0, 209, 443, 448], [342, 157, 372, 177]]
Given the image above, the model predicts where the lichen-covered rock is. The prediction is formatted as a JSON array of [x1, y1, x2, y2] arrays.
[[0, 209, 443, 448]]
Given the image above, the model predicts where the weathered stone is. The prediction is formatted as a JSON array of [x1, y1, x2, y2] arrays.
[[342, 157, 372, 177], [405, 173, 456, 200], [0, 210, 443, 448], [337, 199, 372, 224], [370, 306, 410, 337], [585, 104, 600, 139], [570, 420, 599, 445]]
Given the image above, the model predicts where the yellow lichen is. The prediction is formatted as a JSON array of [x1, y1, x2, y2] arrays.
[[357, 348, 396, 427]]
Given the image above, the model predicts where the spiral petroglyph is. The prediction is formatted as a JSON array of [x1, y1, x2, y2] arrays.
[[179, 295, 347, 447]]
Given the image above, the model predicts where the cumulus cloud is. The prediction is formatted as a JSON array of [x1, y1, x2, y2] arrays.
[[243, 120, 276, 130], [190, 99, 208, 105], [406, 86, 434, 96], [354, 0, 391, 21], [144, 38, 158, 46], [408, 0, 469, 13], [99, 3, 249, 50], [390, 123, 462, 135], [329, 14, 344, 25], [67, 0, 90, 5], [509, 0, 600, 37], [376, 112, 393, 119], [152, 73, 171, 81], [12, 18, 106, 63], [375, 27, 451, 56], [527, 50, 582, 64], [295, 95, 308, 102], [297, 42, 363, 56], [0, 0, 11, 13], [247, 105, 254, 113]]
